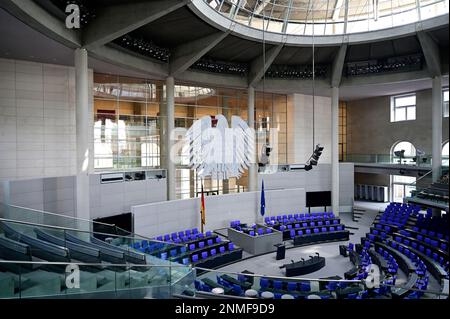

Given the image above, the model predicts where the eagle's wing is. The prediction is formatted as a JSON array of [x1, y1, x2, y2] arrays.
[[231, 116, 255, 177], [186, 116, 212, 172]]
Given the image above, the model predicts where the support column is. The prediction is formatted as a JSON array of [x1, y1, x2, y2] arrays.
[[247, 86, 257, 192], [331, 87, 340, 216], [432, 76, 443, 182], [74, 48, 90, 224], [166, 76, 176, 200], [157, 82, 166, 169]]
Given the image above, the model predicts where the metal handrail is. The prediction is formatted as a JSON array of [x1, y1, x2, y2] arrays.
[[0, 259, 189, 268], [0, 217, 185, 247], [5, 204, 115, 228], [407, 169, 433, 187]]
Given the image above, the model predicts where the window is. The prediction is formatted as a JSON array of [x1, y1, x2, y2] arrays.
[[391, 175, 416, 202], [391, 94, 416, 122], [444, 89, 449, 118], [339, 102, 347, 161], [391, 141, 416, 165], [443, 141, 449, 167]]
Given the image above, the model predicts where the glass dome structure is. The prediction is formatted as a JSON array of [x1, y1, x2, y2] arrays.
[[205, 0, 449, 35]]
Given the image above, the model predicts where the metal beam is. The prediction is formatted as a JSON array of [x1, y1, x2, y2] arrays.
[[332, 0, 344, 21], [89, 45, 169, 78], [254, 0, 270, 15], [83, 0, 189, 49], [169, 32, 229, 76], [248, 44, 284, 87], [417, 31, 442, 77], [0, 0, 81, 48], [331, 43, 348, 87]]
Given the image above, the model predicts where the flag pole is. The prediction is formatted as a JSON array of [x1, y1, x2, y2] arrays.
[[200, 178, 205, 234]]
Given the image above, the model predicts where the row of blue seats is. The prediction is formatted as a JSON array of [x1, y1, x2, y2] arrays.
[[155, 230, 214, 243], [191, 243, 235, 263], [248, 228, 273, 236], [398, 230, 448, 251], [388, 240, 428, 276], [371, 228, 387, 239], [260, 278, 312, 292], [393, 236, 447, 268], [288, 225, 345, 239], [265, 212, 335, 224], [279, 219, 340, 231], [376, 247, 399, 275], [188, 237, 222, 251], [374, 223, 393, 233], [411, 226, 449, 242], [415, 215, 450, 237], [386, 202, 421, 212]]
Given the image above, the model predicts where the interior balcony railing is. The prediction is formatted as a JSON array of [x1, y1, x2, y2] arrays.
[[0, 207, 195, 299], [405, 167, 449, 211], [344, 154, 449, 168]]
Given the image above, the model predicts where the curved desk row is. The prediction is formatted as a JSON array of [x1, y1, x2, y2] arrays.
[[374, 242, 418, 299], [293, 230, 350, 246], [282, 256, 326, 277]]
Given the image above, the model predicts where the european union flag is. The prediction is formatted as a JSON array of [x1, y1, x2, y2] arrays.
[[260, 179, 266, 217]]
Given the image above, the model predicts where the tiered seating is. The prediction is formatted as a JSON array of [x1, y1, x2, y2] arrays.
[[363, 203, 450, 298], [0, 221, 168, 298], [264, 212, 344, 242], [415, 212, 449, 238], [377, 203, 420, 228], [393, 231, 448, 266], [410, 174, 449, 205], [133, 228, 243, 269]]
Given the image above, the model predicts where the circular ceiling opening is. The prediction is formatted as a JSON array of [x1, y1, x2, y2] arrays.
[[205, 0, 449, 35]]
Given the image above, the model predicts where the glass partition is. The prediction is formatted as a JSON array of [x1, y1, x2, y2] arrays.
[[344, 153, 434, 166], [0, 217, 194, 299]]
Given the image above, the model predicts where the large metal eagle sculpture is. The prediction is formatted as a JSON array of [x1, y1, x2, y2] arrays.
[[185, 115, 255, 179]]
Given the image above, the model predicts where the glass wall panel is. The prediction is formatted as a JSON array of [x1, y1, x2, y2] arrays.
[[94, 75, 288, 199]]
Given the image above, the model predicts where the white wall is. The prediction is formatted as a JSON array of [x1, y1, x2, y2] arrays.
[[132, 187, 306, 238], [287, 93, 332, 164], [257, 163, 354, 212], [89, 175, 167, 219], [0, 175, 167, 220], [0, 58, 94, 181]]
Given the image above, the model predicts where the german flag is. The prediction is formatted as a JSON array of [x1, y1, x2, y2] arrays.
[[200, 183, 206, 233]]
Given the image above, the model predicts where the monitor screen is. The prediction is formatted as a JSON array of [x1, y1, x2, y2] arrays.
[[306, 191, 332, 207], [93, 213, 133, 240]]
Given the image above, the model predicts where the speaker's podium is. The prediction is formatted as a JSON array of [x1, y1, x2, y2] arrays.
[[274, 243, 286, 260], [228, 225, 283, 255]]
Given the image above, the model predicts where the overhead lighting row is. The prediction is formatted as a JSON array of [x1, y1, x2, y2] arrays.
[[191, 59, 249, 76], [346, 54, 423, 77], [116, 35, 170, 62], [266, 64, 328, 79]]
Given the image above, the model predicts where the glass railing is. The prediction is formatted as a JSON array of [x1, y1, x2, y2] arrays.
[[188, 267, 448, 299], [343, 154, 443, 167], [406, 167, 449, 206], [0, 260, 193, 299], [0, 216, 194, 299]]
